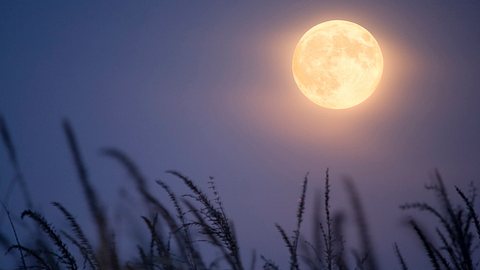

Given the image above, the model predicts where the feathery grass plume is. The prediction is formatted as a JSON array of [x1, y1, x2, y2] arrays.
[[33, 236, 59, 269], [156, 180, 187, 229], [167, 170, 212, 209], [157, 179, 205, 269], [1, 202, 27, 269], [401, 172, 478, 270], [52, 202, 99, 270], [302, 170, 334, 270], [102, 148, 193, 264], [62, 120, 116, 268], [456, 185, 480, 240], [182, 197, 240, 269], [275, 224, 295, 265], [0, 115, 33, 209], [344, 177, 378, 270], [61, 231, 95, 270], [275, 174, 308, 270], [324, 170, 333, 270], [303, 169, 350, 270], [435, 228, 462, 270], [21, 209, 77, 270], [433, 172, 474, 269], [168, 170, 243, 270], [400, 202, 453, 238], [394, 243, 409, 270], [141, 215, 174, 269], [294, 175, 308, 252], [409, 219, 441, 270], [400, 201, 461, 267]]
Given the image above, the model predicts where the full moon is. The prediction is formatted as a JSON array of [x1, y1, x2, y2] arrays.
[[292, 20, 383, 109]]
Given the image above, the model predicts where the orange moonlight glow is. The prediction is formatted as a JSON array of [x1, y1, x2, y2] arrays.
[[292, 20, 384, 109]]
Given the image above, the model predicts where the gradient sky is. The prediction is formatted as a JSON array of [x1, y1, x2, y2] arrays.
[[1, 1, 480, 268]]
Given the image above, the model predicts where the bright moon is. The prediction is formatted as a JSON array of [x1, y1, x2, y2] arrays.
[[292, 20, 383, 109]]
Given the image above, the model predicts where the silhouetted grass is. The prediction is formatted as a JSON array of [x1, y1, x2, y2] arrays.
[[401, 171, 480, 270], [168, 171, 242, 269], [0, 116, 479, 269], [393, 243, 408, 270], [53, 201, 99, 270], [63, 120, 118, 269], [21, 209, 77, 269], [276, 174, 307, 270]]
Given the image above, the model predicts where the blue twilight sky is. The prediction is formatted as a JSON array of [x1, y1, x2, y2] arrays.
[[1, 1, 480, 268]]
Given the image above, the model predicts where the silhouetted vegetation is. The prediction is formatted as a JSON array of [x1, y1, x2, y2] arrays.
[[0, 116, 479, 269], [400, 171, 480, 270]]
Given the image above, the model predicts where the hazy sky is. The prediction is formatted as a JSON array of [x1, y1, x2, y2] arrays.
[[1, 1, 480, 268]]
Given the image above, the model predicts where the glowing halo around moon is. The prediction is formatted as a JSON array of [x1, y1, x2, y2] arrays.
[[292, 20, 384, 109]]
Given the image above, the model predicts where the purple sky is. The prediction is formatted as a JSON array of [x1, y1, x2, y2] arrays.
[[1, 1, 480, 268]]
